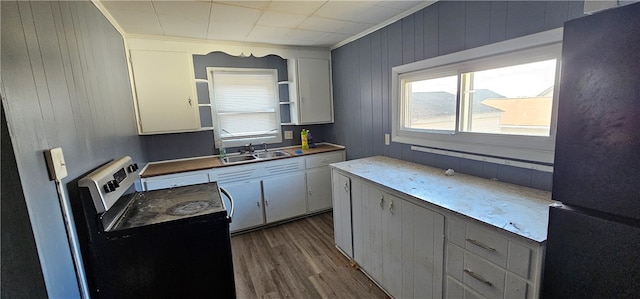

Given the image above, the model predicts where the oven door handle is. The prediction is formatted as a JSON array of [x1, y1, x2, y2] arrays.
[[219, 187, 234, 221]]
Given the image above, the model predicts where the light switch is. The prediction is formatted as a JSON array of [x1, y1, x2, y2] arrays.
[[45, 147, 68, 180], [385, 134, 390, 145], [284, 130, 293, 140]]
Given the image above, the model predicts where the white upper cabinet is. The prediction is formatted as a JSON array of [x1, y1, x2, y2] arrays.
[[288, 58, 334, 125], [130, 50, 200, 134]]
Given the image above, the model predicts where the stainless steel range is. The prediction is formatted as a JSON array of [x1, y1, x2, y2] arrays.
[[74, 156, 236, 298]]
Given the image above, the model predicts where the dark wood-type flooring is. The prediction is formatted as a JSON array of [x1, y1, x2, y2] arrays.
[[231, 212, 388, 299]]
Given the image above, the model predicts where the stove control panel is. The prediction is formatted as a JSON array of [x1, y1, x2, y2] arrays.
[[79, 156, 140, 213]]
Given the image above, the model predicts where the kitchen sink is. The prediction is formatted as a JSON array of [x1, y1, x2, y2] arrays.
[[220, 154, 256, 164], [220, 150, 291, 165], [253, 150, 291, 159]]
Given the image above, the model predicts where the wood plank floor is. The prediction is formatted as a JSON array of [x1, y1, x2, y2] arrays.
[[231, 212, 388, 299]]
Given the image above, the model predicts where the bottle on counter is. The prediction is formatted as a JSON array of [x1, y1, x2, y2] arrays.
[[301, 129, 309, 150], [307, 130, 316, 148], [219, 146, 226, 158]]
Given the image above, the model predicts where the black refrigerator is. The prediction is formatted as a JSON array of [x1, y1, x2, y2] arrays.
[[542, 2, 640, 298]]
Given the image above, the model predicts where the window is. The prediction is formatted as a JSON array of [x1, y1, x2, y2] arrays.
[[209, 67, 282, 148], [392, 29, 563, 164]]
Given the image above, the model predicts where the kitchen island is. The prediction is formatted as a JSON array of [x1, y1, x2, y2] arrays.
[[331, 156, 554, 299]]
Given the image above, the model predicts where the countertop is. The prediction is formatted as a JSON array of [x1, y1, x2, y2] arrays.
[[331, 156, 554, 243], [141, 143, 345, 178]]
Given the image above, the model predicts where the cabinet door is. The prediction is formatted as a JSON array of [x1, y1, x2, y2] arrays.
[[307, 167, 332, 212], [351, 178, 365, 264], [262, 172, 307, 223], [130, 50, 200, 133], [382, 193, 403, 298], [219, 180, 264, 233], [402, 200, 445, 299], [296, 58, 333, 124], [368, 187, 384, 284], [331, 171, 352, 258]]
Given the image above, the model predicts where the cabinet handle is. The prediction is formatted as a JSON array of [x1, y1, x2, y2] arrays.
[[257, 201, 261, 207], [308, 190, 313, 196], [466, 238, 496, 252], [188, 98, 192, 106], [379, 197, 384, 208], [343, 182, 349, 192], [464, 269, 493, 287], [265, 199, 269, 206], [388, 200, 394, 214]]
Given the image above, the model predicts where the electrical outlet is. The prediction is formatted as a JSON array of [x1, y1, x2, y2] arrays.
[[44, 147, 68, 180], [385, 134, 390, 145], [284, 130, 293, 140]]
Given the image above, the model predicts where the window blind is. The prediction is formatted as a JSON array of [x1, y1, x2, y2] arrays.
[[210, 68, 281, 147]]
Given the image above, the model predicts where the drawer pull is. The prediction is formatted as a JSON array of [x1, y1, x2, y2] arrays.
[[379, 197, 384, 208], [464, 269, 493, 287], [466, 238, 496, 252]]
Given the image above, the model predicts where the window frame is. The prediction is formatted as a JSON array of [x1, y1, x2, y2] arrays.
[[208, 67, 282, 148], [391, 28, 564, 164]]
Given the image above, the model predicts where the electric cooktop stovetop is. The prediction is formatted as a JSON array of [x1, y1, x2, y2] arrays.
[[111, 182, 227, 231]]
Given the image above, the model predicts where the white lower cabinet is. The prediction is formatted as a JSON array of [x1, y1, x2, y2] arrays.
[[306, 151, 345, 213], [262, 172, 307, 223], [331, 171, 352, 258], [346, 172, 445, 299], [306, 167, 332, 212], [331, 158, 547, 299], [218, 179, 263, 232], [402, 199, 445, 299], [140, 148, 345, 234], [446, 215, 544, 299]]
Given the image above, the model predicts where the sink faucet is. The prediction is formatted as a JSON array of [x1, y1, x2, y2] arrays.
[[240, 143, 254, 154]]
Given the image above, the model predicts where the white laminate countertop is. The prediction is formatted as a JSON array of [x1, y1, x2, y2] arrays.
[[331, 156, 555, 243]]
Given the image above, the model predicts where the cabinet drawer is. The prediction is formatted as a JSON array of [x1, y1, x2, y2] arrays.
[[143, 173, 209, 191], [463, 252, 505, 298], [449, 217, 531, 275], [465, 225, 509, 268], [447, 277, 483, 299], [305, 151, 344, 169]]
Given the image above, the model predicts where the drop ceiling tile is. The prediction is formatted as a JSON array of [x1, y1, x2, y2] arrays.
[[298, 16, 346, 33], [376, 1, 425, 10], [101, 0, 155, 13], [207, 21, 254, 41], [106, 9, 163, 36], [215, 1, 271, 10], [157, 14, 209, 39], [335, 21, 373, 35], [350, 5, 403, 24], [210, 3, 262, 24], [267, 1, 327, 15], [248, 25, 293, 40], [287, 28, 328, 41], [152, 1, 212, 20], [313, 32, 351, 46], [313, 1, 375, 22], [257, 10, 308, 28]]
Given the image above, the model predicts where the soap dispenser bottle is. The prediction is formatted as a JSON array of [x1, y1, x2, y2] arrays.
[[301, 129, 309, 150]]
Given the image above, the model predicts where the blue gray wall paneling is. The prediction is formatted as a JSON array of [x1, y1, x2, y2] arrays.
[[1, 1, 145, 297], [326, 1, 585, 191]]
